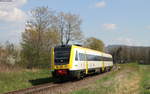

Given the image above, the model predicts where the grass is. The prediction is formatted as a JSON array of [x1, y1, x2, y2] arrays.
[[0, 63, 150, 94], [140, 65, 150, 94], [70, 63, 150, 94], [0, 68, 52, 94]]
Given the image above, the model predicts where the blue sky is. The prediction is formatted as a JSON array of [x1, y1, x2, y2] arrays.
[[0, 0, 150, 46]]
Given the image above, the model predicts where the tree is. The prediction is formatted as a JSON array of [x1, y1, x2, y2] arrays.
[[84, 37, 104, 51], [148, 50, 150, 64], [21, 7, 60, 68], [0, 42, 20, 66], [56, 12, 83, 45]]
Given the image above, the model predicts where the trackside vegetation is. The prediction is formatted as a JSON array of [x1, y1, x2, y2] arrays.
[[0, 69, 51, 94], [140, 65, 150, 94], [70, 63, 150, 94], [0, 63, 149, 94]]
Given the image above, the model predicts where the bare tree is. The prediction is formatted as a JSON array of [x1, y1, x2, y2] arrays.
[[56, 12, 83, 45]]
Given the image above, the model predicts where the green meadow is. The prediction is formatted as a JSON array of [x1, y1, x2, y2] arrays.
[[0, 63, 150, 94], [71, 63, 150, 94], [0, 68, 51, 94]]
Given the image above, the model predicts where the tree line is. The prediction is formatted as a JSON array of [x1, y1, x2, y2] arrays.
[[0, 6, 104, 69], [107, 45, 150, 64]]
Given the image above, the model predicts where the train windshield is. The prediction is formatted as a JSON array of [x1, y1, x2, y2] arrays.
[[54, 46, 71, 65]]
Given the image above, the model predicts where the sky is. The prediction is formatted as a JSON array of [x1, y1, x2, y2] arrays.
[[0, 0, 150, 46]]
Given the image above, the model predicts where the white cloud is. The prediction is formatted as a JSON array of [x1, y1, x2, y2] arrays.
[[0, 0, 27, 44], [15, 0, 27, 7], [0, 7, 26, 22], [115, 37, 141, 46], [102, 24, 117, 30], [0, 0, 27, 22], [95, 1, 106, 8], [0, 0, 27, 8]]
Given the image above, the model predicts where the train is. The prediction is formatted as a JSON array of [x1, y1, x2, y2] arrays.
[[51, 45, 113, 80]]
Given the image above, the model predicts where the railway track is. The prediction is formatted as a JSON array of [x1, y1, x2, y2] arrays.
[[4, 66, 119, 94], [4, 83, 58, 94]]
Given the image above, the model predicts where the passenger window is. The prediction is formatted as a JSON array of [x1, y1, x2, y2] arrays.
[[79, 53, 85, 61]]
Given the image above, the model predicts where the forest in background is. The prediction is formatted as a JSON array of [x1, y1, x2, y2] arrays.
[[107, 45, 150, 64]]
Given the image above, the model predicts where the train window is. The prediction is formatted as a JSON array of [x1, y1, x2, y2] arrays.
[[79, 53, 86, 61], [102, 57, 112, 61], [78, 53, 112, 61], [54, 46, 71, 65], [87, 54, 101, 61], [75, 51, 79, 61], [87, 54, 94, 61]]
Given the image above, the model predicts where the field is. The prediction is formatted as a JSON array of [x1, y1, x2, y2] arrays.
[[140, 65, 150, 94], [0, 67, 51, 94], [70, 63, 150, 94], [0, 63, 150, 94]]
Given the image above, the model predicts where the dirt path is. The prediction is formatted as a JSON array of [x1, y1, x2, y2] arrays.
[[114, 69, 140, 94]]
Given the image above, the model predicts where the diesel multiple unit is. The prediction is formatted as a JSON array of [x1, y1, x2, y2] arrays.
[[51, 45, 113, 80]]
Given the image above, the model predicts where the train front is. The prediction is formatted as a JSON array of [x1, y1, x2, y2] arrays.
[[51, 45, 72, 79]]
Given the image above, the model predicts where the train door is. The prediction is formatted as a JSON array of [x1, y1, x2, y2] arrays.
[[85, 51, 88, 74], [102, 54, 105, 72]]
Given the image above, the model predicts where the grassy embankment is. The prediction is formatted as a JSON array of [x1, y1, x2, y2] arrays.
[[0, 63, 149, 94], [71, 63, 150, 94], [0, 67, 52, 94]]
